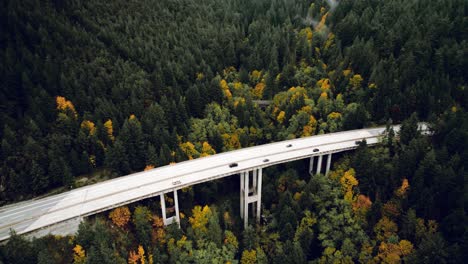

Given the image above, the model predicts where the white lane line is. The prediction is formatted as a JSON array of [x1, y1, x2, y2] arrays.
[[0, 200, 60, 221]]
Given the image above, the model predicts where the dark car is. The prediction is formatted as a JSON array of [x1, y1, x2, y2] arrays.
[[286, 144, 292, 148], [263, 159, 269, 162], [229, 163, 238, 168], [355, 140, 361, 145], [313, 148, 319, 152]]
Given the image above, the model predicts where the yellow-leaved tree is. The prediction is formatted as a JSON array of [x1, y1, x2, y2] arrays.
[[103, 119, 115, 141], [250, 70, 262, 82], [374, 240, 414, 263], [196, 72, 204, 80], [224, 230, 239, 251], [349, 74, 363, 89], [72, 244, 86, 264], [200, 142, 216, 157], [56, 96, 77, 118], [189, 205, 212, 235], [220, 79, 232, 100], [179, 141, 200, 160], [315, 12, 328, 32], [374, 217, 398, 242], [301, 115, 317, 137], [339, 169, 358, 203], [277, 111, 286, 124], [299, 27, 313, 45], [109, 206, 131, 228], [152, 215, 166, 245], [80, 120, 96, 136], [138, 246, 146, 264], [252, 82, 265, 99], [240, 249, 256, 264], [128, 245, 152, 264], [319, 247, 353, 264], [317, 78, 331, 92]]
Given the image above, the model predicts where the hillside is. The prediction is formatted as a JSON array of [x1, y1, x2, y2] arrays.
[[0, 0, 466, 263]]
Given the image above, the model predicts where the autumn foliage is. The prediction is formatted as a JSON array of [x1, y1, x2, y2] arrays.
[[339, 169, 358, 202], [352, 194, 372, 224], [240, 249, 256, 264], [189, 205, 212, 233], [152, 215, 166, 245], [80, 120, 96, 136], [104, 119, 115, 141], [395, 178, 410, 197], [374, 217, 398, 242], [56, 96, 77, 118], [374, 240, 414, 263], [73, 244, 86, 264], [220, 79, 232, 100], [109, 206, 131, 228]]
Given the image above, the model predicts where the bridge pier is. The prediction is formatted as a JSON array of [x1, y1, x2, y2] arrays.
[[325, 153, 332, 175], [240, 168, 262, 228], [160, 190, 180, 227], [309, 153, 332, 175], [316, 155, 323, 174]]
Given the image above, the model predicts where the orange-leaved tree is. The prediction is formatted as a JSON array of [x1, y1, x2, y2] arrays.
[[80, 120, 96, 136], [56, 96, 77, 118], [109, 206, 131, 228], [152, 215, 165, 245]]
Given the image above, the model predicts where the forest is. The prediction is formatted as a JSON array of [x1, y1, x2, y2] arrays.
[[0, 0, 466, 263]]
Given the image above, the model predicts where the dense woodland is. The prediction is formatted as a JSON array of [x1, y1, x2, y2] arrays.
[[0, 0, 466, 263]]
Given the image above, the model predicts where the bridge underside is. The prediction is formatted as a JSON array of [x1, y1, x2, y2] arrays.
[[19, 217, 82, 242], [12, 153, 335, 241]]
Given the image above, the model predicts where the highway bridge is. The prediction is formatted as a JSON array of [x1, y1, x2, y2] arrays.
[[0, 124, 428, 241]]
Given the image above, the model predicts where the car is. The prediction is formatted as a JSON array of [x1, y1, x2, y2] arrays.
[[263, 159, 269, 162], [229, 163, 238, 168], [355, 140, 361, 145], [286, 144, 292, 148], [313, 148, 319, 152], [172, 180, 182, 186]]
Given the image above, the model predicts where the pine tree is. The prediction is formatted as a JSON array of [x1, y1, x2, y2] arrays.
[[31, 160, 48, 194], [105, 140, 130, 175], [118, 116, 146, 171]]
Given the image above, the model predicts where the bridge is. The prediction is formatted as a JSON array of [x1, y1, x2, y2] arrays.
[[0, 124, 428, 241]]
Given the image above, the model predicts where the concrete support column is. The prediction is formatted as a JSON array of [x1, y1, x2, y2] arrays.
[[243, 170, 249, 228], [325, 154, 332, 175], [316, 155, 323, 175], [256, 168, 262, 223], [160, 193, 167, 223], [173, 190, 180, 227], [240, 168, 263, 228], [309, 157, 314, 175], [252, 169, 257, 193], [160, 190, 180, 227], [240, 172, 245, 219], [252, 169, 257, 216]]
